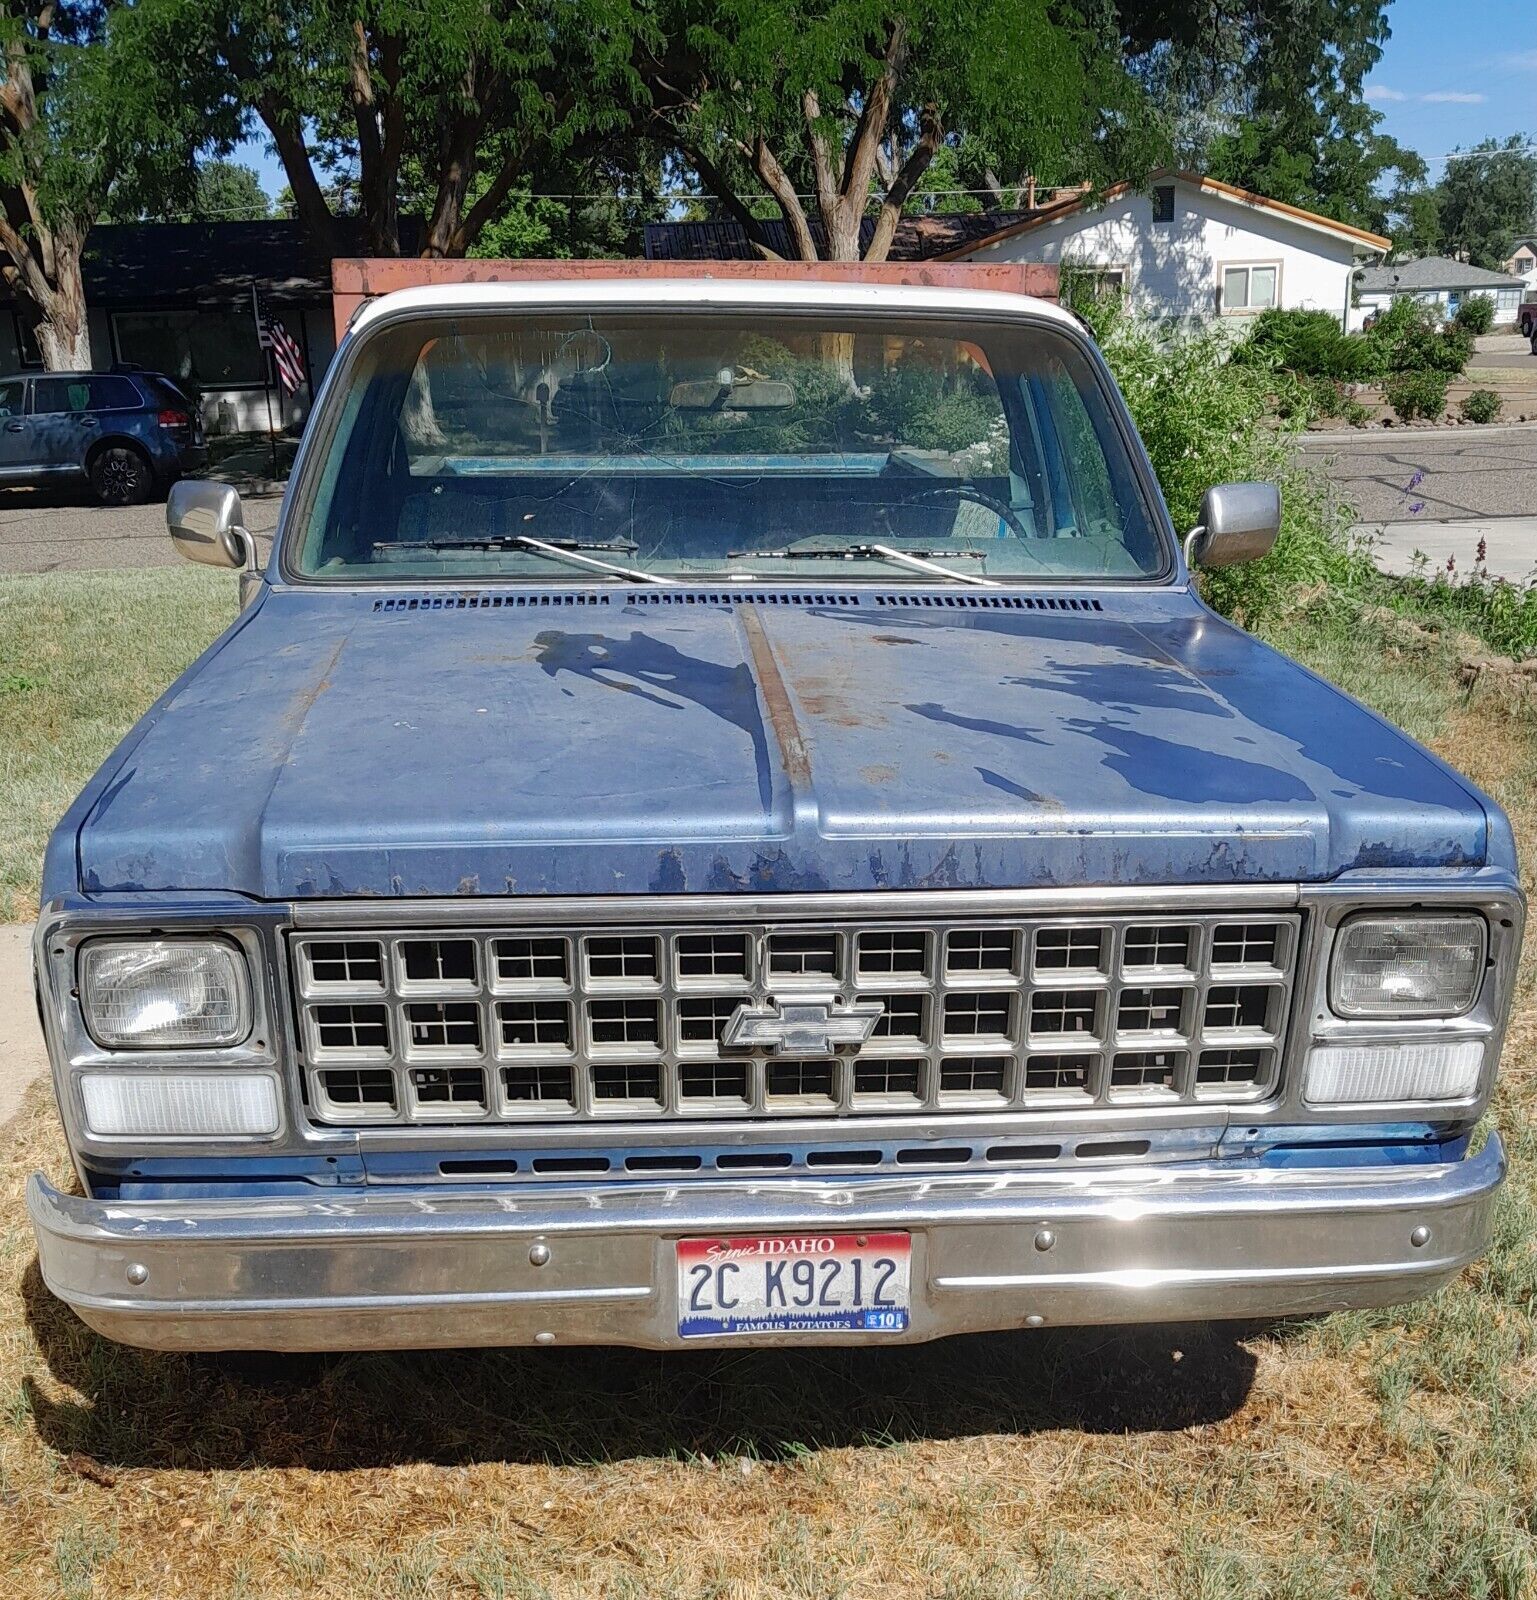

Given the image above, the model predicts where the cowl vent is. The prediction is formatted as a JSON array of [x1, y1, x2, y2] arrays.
[[875, 592, 1103, 611], [372, 592, 611, 614], [623, 589, 863, 607], [370, 588, 1106, 615]]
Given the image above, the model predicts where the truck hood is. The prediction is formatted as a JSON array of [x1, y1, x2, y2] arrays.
[[72, 588, 1494, 899]]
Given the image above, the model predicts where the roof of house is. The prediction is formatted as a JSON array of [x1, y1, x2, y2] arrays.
[[1356, 255, 1526, 293], [66, 217, 419, 309], [937, 170, 1392, 259], [643, 210, 1033, 263]]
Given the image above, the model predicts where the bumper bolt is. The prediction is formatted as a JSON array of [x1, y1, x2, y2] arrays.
[[1410, 1225, 1431, 1248], [125, 1262, 148, 1286], [1034, 1229, 1056, 1253], [528, 1242, 551, 1267], [534, 1330, 555, 1346], [1024, 1313, 1046, 1328]]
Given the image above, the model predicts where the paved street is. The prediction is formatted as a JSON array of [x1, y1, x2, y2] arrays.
[[1296, 422, 1537, 523], [0, 485, 281, 575]]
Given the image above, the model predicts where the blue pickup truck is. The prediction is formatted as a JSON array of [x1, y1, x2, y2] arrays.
[[26, 280, 1520, 1352]]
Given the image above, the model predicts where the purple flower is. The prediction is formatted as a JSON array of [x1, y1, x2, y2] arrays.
[[1408, 470, 1425, 490], [1409, 501, 1426, 515]]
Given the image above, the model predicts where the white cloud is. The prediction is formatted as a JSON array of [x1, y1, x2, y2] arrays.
[[1499, 50, 1537, 70], [1422, 90, 1486, 104], [1365, 85, 1408, 102]]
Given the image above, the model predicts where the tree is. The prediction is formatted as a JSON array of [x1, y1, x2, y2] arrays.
[[0, 3, 108, 368], [1437, 136, 1537, 270], [1120, 0, 1420, 233], [119, 0, 646, 259], [0, 2, 201, 368], [641, 0, 1162, 265], [192, 159, 270, 221]]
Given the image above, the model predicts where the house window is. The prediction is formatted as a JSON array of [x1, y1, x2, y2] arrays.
[[1514, 254, 1534, 273], [1062, 264, 1128, 310], [1151, 185, 1175, 225], [112, 309, 266, 390], [10, 313, 41, 369], [1220, 263, 1279, 314]]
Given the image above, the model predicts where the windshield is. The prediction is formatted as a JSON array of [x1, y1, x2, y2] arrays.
[[289, 310, 1168, 584]]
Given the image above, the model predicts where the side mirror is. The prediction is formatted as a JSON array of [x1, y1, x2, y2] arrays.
[[1184, 482, 1281, 569], [168, 480, 253, 571]]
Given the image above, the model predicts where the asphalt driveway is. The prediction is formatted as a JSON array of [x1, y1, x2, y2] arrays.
[[0, 485, 281, 575]]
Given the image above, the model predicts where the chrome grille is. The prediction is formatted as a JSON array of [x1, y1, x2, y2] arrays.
[[290, 912, 1300, 1127]]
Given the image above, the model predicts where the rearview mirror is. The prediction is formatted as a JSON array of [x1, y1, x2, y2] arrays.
[[168, 480, 252, 571], [1184, 482, 1281, 568], [669, 371, 797, 410]]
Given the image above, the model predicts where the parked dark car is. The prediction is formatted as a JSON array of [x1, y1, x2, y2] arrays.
[[0, 369, 206, 505]]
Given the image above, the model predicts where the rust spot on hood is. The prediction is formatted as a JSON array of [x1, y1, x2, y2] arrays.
[[738, 604, 812, 791]]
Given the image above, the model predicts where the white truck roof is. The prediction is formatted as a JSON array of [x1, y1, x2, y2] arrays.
[[348, 276, 1079, 336]]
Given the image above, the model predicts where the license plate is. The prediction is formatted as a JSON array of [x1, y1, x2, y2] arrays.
[[677, 1232, 911, 1337]]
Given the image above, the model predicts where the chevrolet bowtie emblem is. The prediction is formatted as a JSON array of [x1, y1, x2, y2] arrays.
[[721, 994, 884, 1055]]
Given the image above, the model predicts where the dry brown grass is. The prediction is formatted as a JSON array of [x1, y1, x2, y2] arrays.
[[3, 610, 1537, 1600]]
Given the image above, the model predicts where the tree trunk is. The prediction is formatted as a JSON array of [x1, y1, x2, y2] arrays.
[[0, 213, 92, 370]]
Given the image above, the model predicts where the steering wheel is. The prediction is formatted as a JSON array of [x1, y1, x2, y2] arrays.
[[915, 482, 1037, 540]]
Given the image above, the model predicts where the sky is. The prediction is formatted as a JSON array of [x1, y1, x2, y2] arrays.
[[1361, 0, 1535, 171], [231, 0, 1536, 202]]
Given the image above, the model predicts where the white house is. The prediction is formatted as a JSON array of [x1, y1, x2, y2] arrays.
[[1499, 238, 1536, 296], [1352, 256, 1527, 329], [940, 170, 1390, 328]]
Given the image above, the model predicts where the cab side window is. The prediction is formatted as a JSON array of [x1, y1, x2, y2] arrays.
[[0, 380, 23, 419]]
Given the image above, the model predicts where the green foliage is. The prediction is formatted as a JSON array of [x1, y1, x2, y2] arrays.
[[1453, 294, 1496, 336], [860, 365, 998, 452], [1437, 136, 1537, 270], [1149, 0, 1414, 234], [116, 0, 649, 257], [1236, 308, 1374, 381], [1364, 297, 1472, 377], [1086, 300, 1537, 662], [1082, 299, 1365, 626], [1460, 389, 1503, 425], [1383, 368, 1449, 422], [192, 160, 270, 222]]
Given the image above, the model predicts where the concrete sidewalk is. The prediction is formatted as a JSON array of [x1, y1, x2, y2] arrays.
[[1357, 516, 1537, 585], [0, 924, 47, 1128]]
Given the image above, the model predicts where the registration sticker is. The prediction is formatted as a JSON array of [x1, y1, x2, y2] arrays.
[[677, 1232, 911, 1337]]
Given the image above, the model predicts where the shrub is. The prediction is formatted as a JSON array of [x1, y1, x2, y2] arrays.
[[1341, 396, 1373, 427], [1365, 296, 1473, 377], [1384, 368, 1449, 421], [1236, 307, 1369, 380], [1082, 300, 1369, 626], [1460, 388, 1503, 424], [1454, 295, 1496, 335]]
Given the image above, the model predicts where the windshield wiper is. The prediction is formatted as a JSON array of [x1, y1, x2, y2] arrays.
[[727, 543, 999, 588], [372, 533, 672, 586]]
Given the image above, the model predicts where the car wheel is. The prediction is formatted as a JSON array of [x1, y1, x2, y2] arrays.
[[90, 445, 152, 507]]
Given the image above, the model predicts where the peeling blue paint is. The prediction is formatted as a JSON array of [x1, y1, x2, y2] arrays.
[[62, 584, 1505, 898]]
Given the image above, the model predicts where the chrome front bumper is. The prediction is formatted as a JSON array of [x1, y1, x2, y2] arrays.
[[28, 1136, 1505, 1352]]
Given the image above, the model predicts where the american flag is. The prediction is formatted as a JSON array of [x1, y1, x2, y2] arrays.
[[255, 296, 306, 393]]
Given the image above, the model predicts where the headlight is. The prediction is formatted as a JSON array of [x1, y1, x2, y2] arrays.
[[80, 938, 252, 1049], [1329, 913, 1487, 1020]]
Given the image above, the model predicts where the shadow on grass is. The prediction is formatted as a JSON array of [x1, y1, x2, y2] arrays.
[[21, 1258, 1262, 1470]]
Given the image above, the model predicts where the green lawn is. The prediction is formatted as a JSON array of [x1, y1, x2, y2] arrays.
[[0, 568, 236, 921]]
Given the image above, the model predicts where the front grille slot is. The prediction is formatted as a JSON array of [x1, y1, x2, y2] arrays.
[[292, 910, 1299, 1127]]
